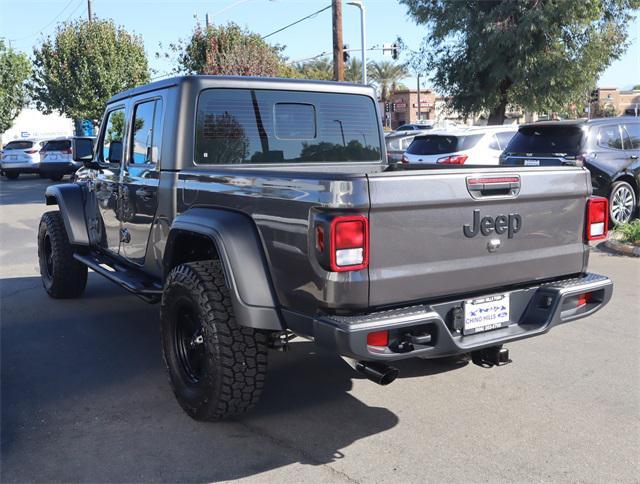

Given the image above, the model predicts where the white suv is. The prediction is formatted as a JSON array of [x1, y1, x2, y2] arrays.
[[1, 139, 47, 179], [402, 126, 517, 165]]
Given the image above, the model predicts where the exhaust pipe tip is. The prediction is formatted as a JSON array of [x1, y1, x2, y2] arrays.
[[355, 361, 399, 386]]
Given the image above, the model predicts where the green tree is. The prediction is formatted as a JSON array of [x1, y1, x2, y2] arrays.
[[0, 40, 31, 135], [177, 23, 284, 76], [367, 61, 408, 101], [401, 0, 640, 124], [31, 19, 149, 123], [293, 58, 333, 80], [345, 58, 364, 83]]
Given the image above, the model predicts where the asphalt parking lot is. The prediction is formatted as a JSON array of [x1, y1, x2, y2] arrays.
[[1, 176, 639, 483]]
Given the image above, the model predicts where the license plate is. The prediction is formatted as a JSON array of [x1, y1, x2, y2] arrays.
[[463, 293, 510, 335], [8, 155, 17, 161], [47, 155, 58, 160], [524, 159, 540, 166]]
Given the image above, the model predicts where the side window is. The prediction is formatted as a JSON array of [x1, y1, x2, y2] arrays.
[[130, 99, 163, 164], [100, 108, 126, 164], [597, 125, 623, 150], [488, 134, 500, 150], [496, 131, 515, 149], [623, 124, 640, 149]]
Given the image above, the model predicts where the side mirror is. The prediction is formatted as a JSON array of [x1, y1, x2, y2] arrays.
[[73, 138, 95, 162]]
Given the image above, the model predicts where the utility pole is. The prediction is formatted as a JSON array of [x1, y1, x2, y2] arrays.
[[87, 0, 93, 22], [332, 0, 344, 81], [206, 12, 211, 28], [416, 74, 421, 121]]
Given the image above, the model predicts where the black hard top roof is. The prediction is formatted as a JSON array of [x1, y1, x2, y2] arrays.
[[108, 75, 377, 104]]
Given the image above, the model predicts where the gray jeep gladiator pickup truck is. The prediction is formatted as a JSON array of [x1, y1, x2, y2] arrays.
[[37, 76, 613, 421]]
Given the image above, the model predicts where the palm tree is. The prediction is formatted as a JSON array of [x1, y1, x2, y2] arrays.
[[367, 61, 409, 101], [344, 58, 363, 83], [293, 59, 333, 81]]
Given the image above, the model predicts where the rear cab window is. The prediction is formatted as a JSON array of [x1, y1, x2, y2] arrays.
[[194, 89, 382, 165], [505, 126, 584, 154], [406, 134, 483, 155]]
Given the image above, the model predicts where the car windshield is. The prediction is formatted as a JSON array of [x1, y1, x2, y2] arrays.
[[4, 141, 33, 150], [406, 134, 483, 155], [506, 126, 584, 154], [43, 140, 71, 151]]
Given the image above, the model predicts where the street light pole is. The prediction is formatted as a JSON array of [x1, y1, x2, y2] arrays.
[[347, 0, 366, 84]]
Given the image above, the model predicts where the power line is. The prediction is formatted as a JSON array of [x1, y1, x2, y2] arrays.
[[262, 4, 331, 40], [8, 0, 78, 42]]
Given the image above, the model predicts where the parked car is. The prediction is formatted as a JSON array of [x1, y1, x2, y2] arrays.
[[0, 139, 47, 179], [39, 136, 96, 181], [500, 118, 640, 225], [38, 76, 612, 421], [392, 123, 434, 134], [385, 130, 429, 163], [402, 126, 517, 165]]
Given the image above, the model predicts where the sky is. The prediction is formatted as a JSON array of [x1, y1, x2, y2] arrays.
[[1, 0, 639, 92]]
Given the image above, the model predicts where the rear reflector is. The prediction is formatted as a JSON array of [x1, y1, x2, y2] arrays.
[[577, 293, 591, 307], [586, 197, 608, 241], [367, 330, 389, 347], [330, 215, 369, 272], [437, 154, 468, 165]]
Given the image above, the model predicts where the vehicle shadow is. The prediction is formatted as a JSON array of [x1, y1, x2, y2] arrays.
[[0, 275, 467, 482], [0, 176, 61, 206]]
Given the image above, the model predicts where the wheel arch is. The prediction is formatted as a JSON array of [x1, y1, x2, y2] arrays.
[[164, 207, 283, 331], [44, 184, 90, 246]]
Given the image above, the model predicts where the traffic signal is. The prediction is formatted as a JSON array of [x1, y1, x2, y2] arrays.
[[343, 44, 350, 63], [391, 43, 399, 60], [391, 103, 396, 112], [384, 102, 390, 113], [590, 90, 599, 103]]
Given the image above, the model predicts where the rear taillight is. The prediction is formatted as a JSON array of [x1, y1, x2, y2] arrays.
[[61, 148, 72, 154], [314, 214, 369, 272], [25, 149, 38, 154], [330, 215, 369, 271], [586, 197, 608, 241], [401, 153, 409, 163], [437, 154, 468, 165]]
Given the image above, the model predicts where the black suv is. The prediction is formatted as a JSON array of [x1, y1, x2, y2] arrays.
[[501, 118, 640, 225]]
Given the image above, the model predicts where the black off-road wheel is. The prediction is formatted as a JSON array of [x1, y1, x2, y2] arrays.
[[38, 211, 88, 298], [161, 260, 268, 421]]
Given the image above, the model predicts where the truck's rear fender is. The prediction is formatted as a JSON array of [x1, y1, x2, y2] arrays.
[[164, 207, 283, 331], [44, 183, 90, 246]]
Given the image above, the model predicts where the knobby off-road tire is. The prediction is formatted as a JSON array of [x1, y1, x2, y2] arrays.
[[160, 260, 268, 421], [38, 211, 88, 298]]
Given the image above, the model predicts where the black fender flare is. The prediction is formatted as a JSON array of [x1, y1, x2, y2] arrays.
[[45, 184, 90, 246], [165, 208, 283, 331]]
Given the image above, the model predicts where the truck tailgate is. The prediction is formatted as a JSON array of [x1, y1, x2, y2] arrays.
[[366, 167, 589, 307]]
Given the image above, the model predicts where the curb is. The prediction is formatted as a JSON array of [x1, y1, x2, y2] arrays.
[[603, 239, 640, 257]]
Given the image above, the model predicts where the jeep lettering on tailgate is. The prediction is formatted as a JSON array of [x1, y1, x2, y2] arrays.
[[463, 209, 522, 238]]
